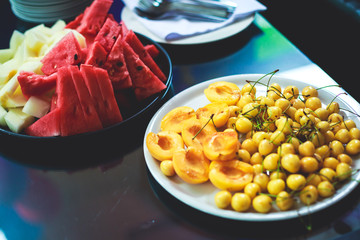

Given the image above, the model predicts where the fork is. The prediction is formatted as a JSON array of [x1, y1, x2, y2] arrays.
[[135, 0, 237, 22]]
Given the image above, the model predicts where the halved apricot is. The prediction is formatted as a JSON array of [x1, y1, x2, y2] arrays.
[[172, 147, 210, 184], [146, 131, 184, 161], [203, 131, 240, 161], [196, 102, 230, 128], [181, 118, 217, 148], [160, 106, 196, 133], [209, 160, 254, 191], [204, 81, 241, 105]]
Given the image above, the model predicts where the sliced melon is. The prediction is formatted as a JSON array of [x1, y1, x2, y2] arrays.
[[24, 25, 50, 55], [9, 30, 25, 52], [124, 30, 166, 82], [68, 65, 103, 131], [0, 58, 20, 84], [80, 64, 108, 126], [41, 32, 85, 75], [17, 71, 57, 98], [4, 108, 35, 133], [56, 66, 88, 136], [22, 96, 51, 118], [84, 41, 107, 67], [0, 105, 7, 127], [0, 49, 14, 64], [80, 64, 122, 127], [75, 0, 113, 37], [94, 66, 123, 125], [50, 20, 66, 33], [94, 17, 121, 52], [123, 42, 166, 101], [0, 30, 24, 64], [25, 107, 60, 137], [0, 61, 43, 107], [103, 37, 131, 90], [144, 44, 160, 58]]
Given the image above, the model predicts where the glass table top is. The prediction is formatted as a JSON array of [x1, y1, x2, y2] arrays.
[[0, 1, 359, 239]]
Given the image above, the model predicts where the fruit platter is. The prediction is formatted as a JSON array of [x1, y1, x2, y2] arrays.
[[0, 0, 172, 169], [144, 73, 360, 221]]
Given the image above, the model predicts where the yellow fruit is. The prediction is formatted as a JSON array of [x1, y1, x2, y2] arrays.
[[204, 81, 241, 105], [252, 195, 272, 213], [231, 193, 251, 212], [160, 106, 196, 133], [214, 190, 232, 209], [160, 160, 176, 177], [181, 118, 216, 148], [209, 160, 253, 191], [146, 131, 184, 161], [203, 131, 239, 161], [276, 191, 294, 211], [172, 147, 210, 184], [196, 102, 230, 128]]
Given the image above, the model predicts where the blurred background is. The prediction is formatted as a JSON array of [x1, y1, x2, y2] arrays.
[[259, 0, 359, 100], [2, 0, 360, 98]]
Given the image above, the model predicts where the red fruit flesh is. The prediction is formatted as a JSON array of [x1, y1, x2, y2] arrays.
[[123, 42, 166, 101], [41, 32, 85, 75], [17, 71, 57, 98], [68, 65, 103, 132], [124, 30, 166, 82], [25, 108, 60, 137]]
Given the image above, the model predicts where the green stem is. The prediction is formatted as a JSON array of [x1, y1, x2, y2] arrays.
[[192, 114, 214, 140]]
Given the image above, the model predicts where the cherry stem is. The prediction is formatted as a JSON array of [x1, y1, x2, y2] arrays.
[[192, 114, 216, 140]]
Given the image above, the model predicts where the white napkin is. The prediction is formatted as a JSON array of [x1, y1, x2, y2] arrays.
[[122, 0, 266, 41]]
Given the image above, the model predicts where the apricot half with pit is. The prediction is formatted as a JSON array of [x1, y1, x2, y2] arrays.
[[209, 160, 254, 191], [203, 131, 240, 161], [195, 102, 230, 128], [204, 81, 241, 105], [146, 131, 184, 161], [181, 118, 217, 148], [172, 147, 210, 184], [160, 106, 196, 133]]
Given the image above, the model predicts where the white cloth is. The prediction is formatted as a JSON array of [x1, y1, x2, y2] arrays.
[[122, 0, 266, 41]]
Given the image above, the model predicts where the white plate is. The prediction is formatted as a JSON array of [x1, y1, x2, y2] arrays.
[[121, 6, 254, 45], [143, 74, 360, 221]]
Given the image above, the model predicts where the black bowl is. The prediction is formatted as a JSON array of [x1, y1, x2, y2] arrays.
[[0, 33, 173, 170]]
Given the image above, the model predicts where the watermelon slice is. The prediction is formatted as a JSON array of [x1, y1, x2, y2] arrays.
[[94, 67, 123, 125], [84, 41, 107, 67], [76, 0, 113, 37], [65, 13, 84, 30], [18, 71, 57, 98], [68, 65, 103, 132], [123, 42, 166, 101], [50, 91, 57, 112], [94, 17, 121, 52], [80, 64, 122, 127], [56, 66, 89, 136], [41, 32, 85, 75], [103, 36, 131, 90], [120, 20, 129, 39], [25, 108, 60, 137], [79, 64, 107, 125], [144, 44, 160, 59], [124, 30, 166, 82]]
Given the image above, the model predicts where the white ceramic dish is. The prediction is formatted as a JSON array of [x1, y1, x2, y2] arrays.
[[121, 6, 254, 45], [143, 74, 360, 221], [9, 0, 92, 23]]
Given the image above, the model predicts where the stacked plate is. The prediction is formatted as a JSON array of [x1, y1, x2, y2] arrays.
[[9, 0, 93, 23]]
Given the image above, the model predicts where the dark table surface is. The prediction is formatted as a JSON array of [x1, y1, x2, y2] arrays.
[[1, 1, 360, 240]]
